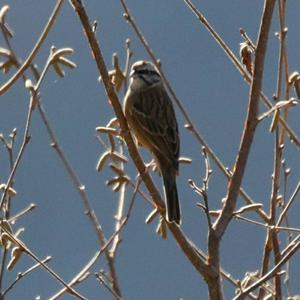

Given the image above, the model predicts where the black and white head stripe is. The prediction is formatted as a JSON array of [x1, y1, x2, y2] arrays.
[[130, 61, 161, 85]]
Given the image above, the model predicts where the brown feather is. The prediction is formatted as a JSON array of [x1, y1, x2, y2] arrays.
[[124, 61, 181, 224]]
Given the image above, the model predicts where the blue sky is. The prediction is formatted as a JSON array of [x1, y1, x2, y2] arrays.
[[1, 1, 300, 299]]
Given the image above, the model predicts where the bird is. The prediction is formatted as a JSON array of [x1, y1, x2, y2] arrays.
[[123, 60, 181, 225]]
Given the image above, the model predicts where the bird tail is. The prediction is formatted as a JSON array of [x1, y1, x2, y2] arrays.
[[161, 170, 181, 225]]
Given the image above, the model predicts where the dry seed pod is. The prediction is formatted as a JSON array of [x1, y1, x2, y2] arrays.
[[289, 71, 300, 98], [0, 6, 10, 23], [0, 220, 13, 247], [0, 184, 17, 197], [58, 56, 77, 69], [53, 62, 65, 78], [96, 151, 111, 172], [7, 246, 23, 270], [109, 67, 125, 92], [269, 109, 280, 132], [0, 5, 13, 38], [107, 53, 125, 92], [1, 219, 12, 233], [239, 42, 253, 75], [106, 117, 119, 128], [0, 233, 11, 248], [178, 157, 192, 164], [0, 230, 17, 249], [145, 209, 158, 224], [289, 71, 300, 85], [50, 47, 76, 78], [95, 127, 118, 135], [234, 203, 263, 214]]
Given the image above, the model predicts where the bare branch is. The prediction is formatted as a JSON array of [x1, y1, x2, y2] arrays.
[[0, 0, 64, 95], [277, 181, 300, 227], [208, 0, 276, 297], [0, 222, 87, 300], [120, 0, 269, 223], [184, 0, 300, 149], [234, 238, 300, 299], [2, 256, 52, 297], [69, 0, 211, 282]]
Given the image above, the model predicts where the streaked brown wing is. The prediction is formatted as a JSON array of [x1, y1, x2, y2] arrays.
[[129, 85, 179, 170]]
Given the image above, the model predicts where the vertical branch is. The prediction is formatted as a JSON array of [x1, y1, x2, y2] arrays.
[[265, 16, 285, 289], [258, 232, 273, 299], [260, 2, 291, 297], [0, 5, 122, 296], [269, 132, 283, 299], [110, 48, 132, 258], [68, 0, 164, 211], [120, 0, 269, 223], [234, 236, 300, 299], [258, 133, 282, 300], [277, 0, 290, 145], [183, 0, 300, 149], [0, 95, 34, 210], [69, 0, 211, 287], [214, 0, 276, 238], [263, 2, 288, 295], [207, 0, 276, 298], [109, 140, 126, 257], [0, 130, 17, 290], [37, 104, 122, 297]]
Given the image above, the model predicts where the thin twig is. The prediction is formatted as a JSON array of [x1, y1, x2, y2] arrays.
[[213, 0, 275, 240], [0, 129, 17, 290], [0, 93, 35, 210], [37, 101, 122, 297], [234, 239, 300, 299], [123, 38, 132, 93], [0, 0, 64, 95], [49, 188, 136, 300], [278, 0, 291, 145], [69, 0, 211, 282], [240, 28, 256, 51], [183, 0, 300, 149], [265, 2, 290, 296], [277, 181, 300, 227], [119, 0, 269, 223], [0, 45, 56, 210], [2, 256, 52, 297], [110, 150, 140, 258], [8, 203, 36, 224], [267, 131, 283, 299], [235, 214, 300, 233], [208, 1, 276, 298], [95, 271, 123, 300], [0, 223, 87, 300], [258, 231, 272, 300], [0, 129, 17, 172], [281, 159, 293, 296], [202, 147, 212, 229], [110, 141, 126, 258], [0, 14, 122, 297], [50, 157, 139, 300]]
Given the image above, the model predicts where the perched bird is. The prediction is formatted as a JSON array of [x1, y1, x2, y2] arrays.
[[124, 60, 181, 224]]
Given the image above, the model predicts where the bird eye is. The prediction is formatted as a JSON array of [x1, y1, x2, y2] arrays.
[[138, 69, 159, 76]]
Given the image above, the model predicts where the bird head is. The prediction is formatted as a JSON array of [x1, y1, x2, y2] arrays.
[[129, 60, 161, 89]]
